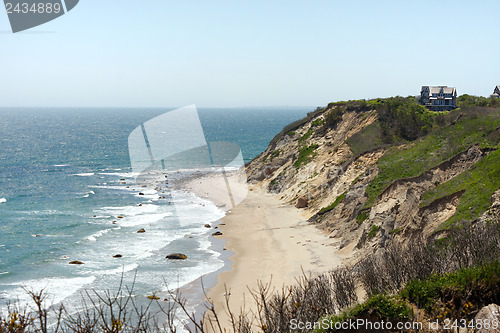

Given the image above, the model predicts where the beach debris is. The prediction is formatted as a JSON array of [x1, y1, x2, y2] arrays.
[[166, 253, 187, 260], [137, 228, 146, 233], [295, 196, 308, 208], [69, 260, 84, 265], [204, 224, 211, 228], [147, 295, 160, 300], [212, 231, 223, 236], [113, 254, 123, 258]]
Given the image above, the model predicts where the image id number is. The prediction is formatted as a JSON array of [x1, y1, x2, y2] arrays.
[[5, 2, 62, 14]]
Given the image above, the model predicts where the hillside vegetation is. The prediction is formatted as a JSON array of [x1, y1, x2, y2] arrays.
[[243, 95, 500, 331]]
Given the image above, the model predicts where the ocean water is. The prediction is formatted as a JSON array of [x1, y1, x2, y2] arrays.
[[0, 107, 308, 317]]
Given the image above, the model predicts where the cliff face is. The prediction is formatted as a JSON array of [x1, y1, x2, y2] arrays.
[[246, 101, 500, 260]]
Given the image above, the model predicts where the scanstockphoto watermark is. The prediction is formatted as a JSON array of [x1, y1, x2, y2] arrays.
[[290, 318, 424, 331], [289, 317, 500, 331], [127, 105, 248, 227], [3, 0, 79, 33]]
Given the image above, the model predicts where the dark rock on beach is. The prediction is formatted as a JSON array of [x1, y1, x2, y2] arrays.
[[137, 228, 146, 233], [166, 253, 187, 260], [204, 224, 211, 228], [212, 231, 223, 236], [69, 260, 84, 265], [295, 196, 308, 208]]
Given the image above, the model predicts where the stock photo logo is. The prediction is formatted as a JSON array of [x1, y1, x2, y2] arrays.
[[4, 0, 79, 33], [128, 105, 248, 227]]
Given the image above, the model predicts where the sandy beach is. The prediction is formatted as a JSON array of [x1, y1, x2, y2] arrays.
[[176, 172, 352, 329]]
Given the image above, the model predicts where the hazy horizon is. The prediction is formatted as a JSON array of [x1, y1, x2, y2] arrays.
[[1, 1, 499, 108]]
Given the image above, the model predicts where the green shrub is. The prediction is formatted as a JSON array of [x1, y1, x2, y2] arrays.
[[312, 118, 324, 127], [401, 261, 500, 315], [318, 192, 346, 214], [347, 121, 384, 157], [293, 144, 319, 168], [356, 211, 369, 224], [316, 295, 412, 333], [389, 228, 400, 235], [324, 107, 343, 129], [377, 96, 434, 143], [367, 225, 380, 238], [298, 127, 314, 144]]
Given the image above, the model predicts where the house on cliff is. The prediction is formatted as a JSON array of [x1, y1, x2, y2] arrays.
[[420, 86, 457, 111], [491, 85, 500, 98]]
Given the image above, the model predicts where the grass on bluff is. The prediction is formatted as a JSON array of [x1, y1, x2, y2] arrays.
[[420, 148, 500, 227], [293, 144, 319, 168], [298, 127, 314, 144], [347, 121, 384, 157], [318, 192, 345, 214], [364, 108, 500, 208]]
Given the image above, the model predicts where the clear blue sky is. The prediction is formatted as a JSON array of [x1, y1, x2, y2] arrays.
[[1, 0, 499, 107]]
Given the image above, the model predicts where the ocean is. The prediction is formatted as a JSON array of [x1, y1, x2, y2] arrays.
[[0, 107, 309, 323]]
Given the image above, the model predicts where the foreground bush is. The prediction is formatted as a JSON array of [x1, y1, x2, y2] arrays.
[[1, 221, 498, 332]]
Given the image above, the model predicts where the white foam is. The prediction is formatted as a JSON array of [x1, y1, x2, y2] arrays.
[[99, 263, 139, 275], [73, 173, 94, 177], [53, 164, 69, 167], [0, 198, 5, 203], [89, 185, 127, 190], [3, 276, 96, 306], [98, 172, 141, 178], [85, 228, 113, 242]]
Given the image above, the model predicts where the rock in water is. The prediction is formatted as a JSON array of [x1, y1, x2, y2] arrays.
[[166, 253, 187, 260], [69, 260, 84, 265], [295, 196, 308, 208], [212, 231, 223, 236], [204, 224, 211, 228], [137, 228, 146, 233], [113, 254, 123, 258], [147, 295, 160, 300]]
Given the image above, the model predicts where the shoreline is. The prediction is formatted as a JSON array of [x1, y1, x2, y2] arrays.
[[175, 172, 352, 329]]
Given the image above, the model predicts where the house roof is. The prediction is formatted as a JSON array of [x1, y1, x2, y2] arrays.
[[428, 86, 456, 95], [421, 86, 457, 95]]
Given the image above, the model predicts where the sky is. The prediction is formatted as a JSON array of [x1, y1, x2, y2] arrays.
[[0, 0, 499, 108]]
